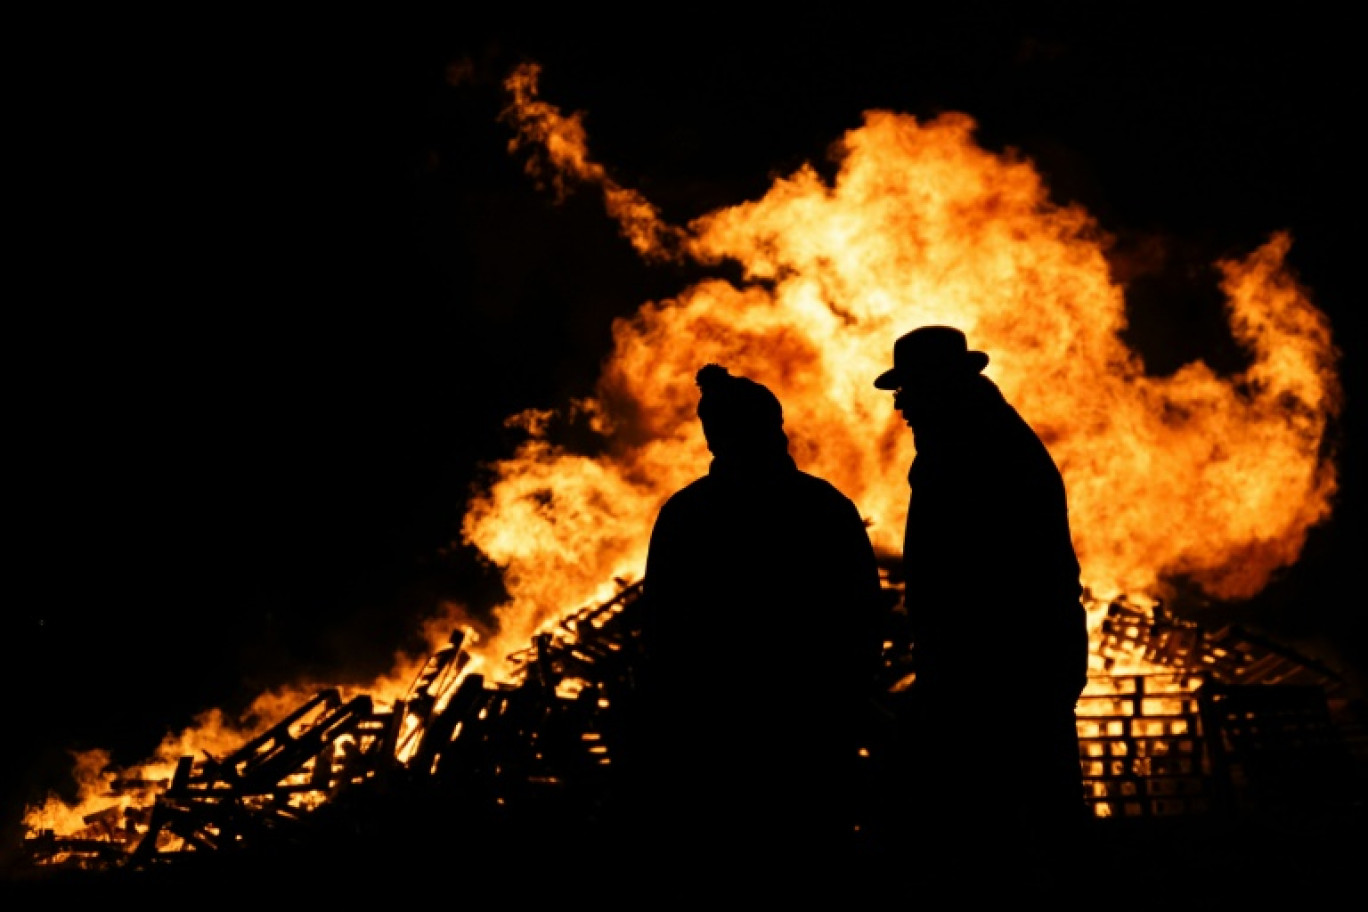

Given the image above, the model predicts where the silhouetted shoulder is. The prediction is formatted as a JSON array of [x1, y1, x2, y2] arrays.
[[653, 475, 720, 513], [792, 470, 864, 512]]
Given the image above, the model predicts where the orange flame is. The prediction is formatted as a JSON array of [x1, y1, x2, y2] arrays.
[[22, 600, 468, 837], [464, 64, 1340, 676], [501, 63, 685, 261]]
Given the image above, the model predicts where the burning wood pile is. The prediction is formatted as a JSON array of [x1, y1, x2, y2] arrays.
[[1081, 595, 1366, 819], [18, 580, 649, 874], [17, 580, 1367, 878]]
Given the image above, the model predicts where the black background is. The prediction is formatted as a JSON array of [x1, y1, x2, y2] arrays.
[[6, 8, 1363, 862]]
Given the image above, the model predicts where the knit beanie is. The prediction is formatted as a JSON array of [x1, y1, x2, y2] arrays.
[[695, 364, 783, 440]]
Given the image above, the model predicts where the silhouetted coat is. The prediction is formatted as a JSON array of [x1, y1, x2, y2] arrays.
[[900, 374, 1088, 840], [631, 447, 886, 865]]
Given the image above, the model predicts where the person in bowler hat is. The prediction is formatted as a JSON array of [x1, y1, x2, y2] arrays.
[[873, 325, 1090, 896]]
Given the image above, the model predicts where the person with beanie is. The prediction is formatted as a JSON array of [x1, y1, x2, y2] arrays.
[[616, 363, 887, 898]]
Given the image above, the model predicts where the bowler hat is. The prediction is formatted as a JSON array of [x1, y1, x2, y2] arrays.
[[873, 325, 990, 390]]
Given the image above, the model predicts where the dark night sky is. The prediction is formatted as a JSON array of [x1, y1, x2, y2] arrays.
[[6, 9, 1363, 859]]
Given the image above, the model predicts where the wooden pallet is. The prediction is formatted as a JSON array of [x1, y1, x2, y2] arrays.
[[1077, 673, 1213, 818]]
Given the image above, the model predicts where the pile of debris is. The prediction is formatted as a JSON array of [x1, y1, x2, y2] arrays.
[[18, 580, 650, 875], [1080, 596, 1367, 818], [16, 581, 1367, 878]]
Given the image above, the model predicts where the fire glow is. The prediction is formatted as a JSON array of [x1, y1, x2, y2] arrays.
[[472, 62, 1340, 669], [23, 60, 1341, 839]]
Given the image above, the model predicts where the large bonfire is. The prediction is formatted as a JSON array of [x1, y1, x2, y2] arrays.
[[22, 60, 1342, 843]]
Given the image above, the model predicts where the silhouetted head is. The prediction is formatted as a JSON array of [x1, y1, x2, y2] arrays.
[[695, 364, 788, 459], [874, 325, 990, 429]]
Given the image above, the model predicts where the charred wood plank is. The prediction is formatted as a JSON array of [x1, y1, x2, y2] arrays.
[[236, 695, 375, 791], [412, 672, 489, 776]]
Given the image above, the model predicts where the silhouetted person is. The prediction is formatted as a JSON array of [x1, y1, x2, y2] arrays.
[[873, 326, 1089, 895], [621, 363, 886, 897]]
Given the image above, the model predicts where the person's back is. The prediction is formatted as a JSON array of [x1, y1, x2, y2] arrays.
[[643, 463, 882, 784], [623, 363, 885, 890]]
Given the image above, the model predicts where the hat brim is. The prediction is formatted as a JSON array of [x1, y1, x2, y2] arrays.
[[872, 351, 990, 390], [873, 368, 900, 390]]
